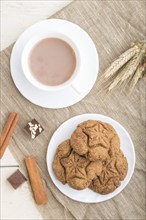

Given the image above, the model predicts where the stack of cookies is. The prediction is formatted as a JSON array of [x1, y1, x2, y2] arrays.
[[53, 120, 128, 194]]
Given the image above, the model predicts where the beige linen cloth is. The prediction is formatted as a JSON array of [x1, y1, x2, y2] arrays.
[[0, 1, 146, 219]]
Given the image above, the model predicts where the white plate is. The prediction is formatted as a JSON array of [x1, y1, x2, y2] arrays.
[[46, 114, 135, 203], [10, 19, 99, 108]]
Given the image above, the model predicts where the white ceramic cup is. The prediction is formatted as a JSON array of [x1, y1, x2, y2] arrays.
[[21, 33, 81, 93]]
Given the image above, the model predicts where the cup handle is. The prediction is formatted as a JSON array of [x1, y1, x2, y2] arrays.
[[71, 83, 82, 95]]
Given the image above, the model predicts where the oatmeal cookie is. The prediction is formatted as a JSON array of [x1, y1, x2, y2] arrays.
[[90, 149, 128, 194], [53, 140, 103, 190], [70, 120, 120, 161], [86, 161, 103, 180], [52, 140, 71, 184], [61, 151, 91, 190], [115, 150, 128, 181]]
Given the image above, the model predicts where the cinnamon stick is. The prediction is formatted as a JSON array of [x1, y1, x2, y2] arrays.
[[0, 112, 19, 159], [25, 156, 48, 205]]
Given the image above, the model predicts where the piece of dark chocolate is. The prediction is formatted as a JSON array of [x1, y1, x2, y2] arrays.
[[24, 119, 44, 139], [7, 169, 27, 189]]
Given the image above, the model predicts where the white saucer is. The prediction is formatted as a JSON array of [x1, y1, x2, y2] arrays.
[[46, 114, 135, 203], [10, 19, 99, 108]]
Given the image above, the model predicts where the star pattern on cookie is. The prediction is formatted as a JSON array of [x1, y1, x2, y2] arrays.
[[99, 157, 119, 184], [61, 151, 89, 180], [83, 124, 110, 147]]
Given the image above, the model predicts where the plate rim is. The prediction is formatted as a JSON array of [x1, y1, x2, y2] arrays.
[[46, 113, 136, 203]]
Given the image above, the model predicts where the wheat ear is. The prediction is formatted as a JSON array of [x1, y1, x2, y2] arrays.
[[129, 65, 145, 91], [103, 45, 139, 79], [108, 52, 141, 91], [120, 48, 144, 82]]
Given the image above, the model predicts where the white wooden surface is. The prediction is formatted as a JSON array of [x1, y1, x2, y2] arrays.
[[0, 1, 72, 219]]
